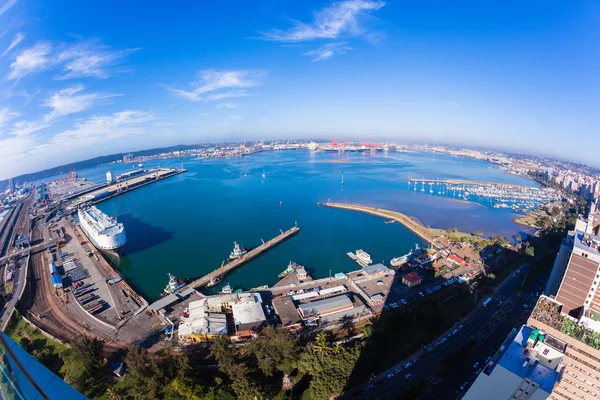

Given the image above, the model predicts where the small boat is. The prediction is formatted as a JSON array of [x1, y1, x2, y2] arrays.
[[278, 261, 300, 279], [162, 273, 186, 296], [355, 249, 372, 265], [250, 285, 269, 291], [341, 173, 344, 186], [206, 276, 223, 288], [262, 170, 266, 178], [221, 283, 233, 294], [384, 220, 396, 225], [233, 288, 243, 293]]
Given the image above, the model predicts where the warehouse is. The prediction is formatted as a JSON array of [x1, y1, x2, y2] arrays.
[[297, 294, 365, 323], [231, 293, 267, 338]]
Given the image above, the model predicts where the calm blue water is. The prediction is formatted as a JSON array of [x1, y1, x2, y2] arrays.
[[67, 151, 534, 300]]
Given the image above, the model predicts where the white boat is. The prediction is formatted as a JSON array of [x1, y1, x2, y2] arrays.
[[390, 254, 410, 268], [206, 276, 223, 288], [228, 242, 248, 261], [162, 273, 186, 296], [278, 261, 300, 279], [355, 249, 372, 265], [78, 206, 126, 256], [221, 283, 233, 294], [341, 173, 344, 186], [261, 170, 266, 178]]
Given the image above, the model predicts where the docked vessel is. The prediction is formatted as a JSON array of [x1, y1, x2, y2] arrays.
[[206, 276, 223, 288], [162, 273, 186, 296], [221, 283, 233, 294], [390, 254, 410, 268], [228, 242, 248, 261], [355, 249, 372, 265], [77, 206, 126, 256], [250, 285, 269, 291], [278, 261, 300, 279]]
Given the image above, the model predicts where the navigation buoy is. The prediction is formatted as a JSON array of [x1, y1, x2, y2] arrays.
[[280, 201, 283, 206]]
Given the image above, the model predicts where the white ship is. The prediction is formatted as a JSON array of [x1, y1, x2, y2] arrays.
[[78, 206, 126, 256], [162, 273, 186, 296], [355, 249, 372, 265], [390, 254, 410, 268], [228, 242, 248, 261]]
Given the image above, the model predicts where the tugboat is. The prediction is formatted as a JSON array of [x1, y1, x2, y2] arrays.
[[206, 276, 223, 288], [162, 273, 186, 296], [220, 283, 233, 294], [228, 242, 248, 261], [278, 261, 300, 279], [355, 249, 373, 266]]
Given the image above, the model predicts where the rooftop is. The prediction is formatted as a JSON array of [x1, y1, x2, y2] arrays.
[[497, 326, 559, 393], [573, 230, 600, 256], [362, 263, 392, 276], [402, 271, 422, 283], [297, 294, 353, 318]]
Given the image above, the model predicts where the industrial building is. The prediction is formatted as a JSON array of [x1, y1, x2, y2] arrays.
[[464, 325, 562, 400], [231, 293, 267, 338], [362, 263, 394, 277], [178, 298, 228, 342], [296, 293, 365, 323]]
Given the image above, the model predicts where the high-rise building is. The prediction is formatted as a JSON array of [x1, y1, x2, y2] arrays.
[[106, 171, 113, 182], [464, 325, 563, 400]]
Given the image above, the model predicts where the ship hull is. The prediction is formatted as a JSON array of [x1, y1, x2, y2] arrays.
[[78, 209, 126, 257]]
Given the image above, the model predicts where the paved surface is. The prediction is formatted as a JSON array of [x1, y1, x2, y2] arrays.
[[351, 261, 545, 400]]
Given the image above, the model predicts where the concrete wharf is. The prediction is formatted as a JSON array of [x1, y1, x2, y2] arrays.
[[185, 226, 300, 290]]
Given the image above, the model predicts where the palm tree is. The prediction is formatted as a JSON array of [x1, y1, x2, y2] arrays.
[[106, 387, 122, 400], [314, 332, 331, 353]]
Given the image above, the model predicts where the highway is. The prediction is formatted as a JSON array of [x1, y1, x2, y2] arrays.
[[351, 261, 546, 400]]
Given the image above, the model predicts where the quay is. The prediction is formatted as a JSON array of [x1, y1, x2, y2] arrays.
[[186, 226, 300, 290], [66, 168, 186, 211], [408, 177, 529, 190], [322, 202, 438, 247]]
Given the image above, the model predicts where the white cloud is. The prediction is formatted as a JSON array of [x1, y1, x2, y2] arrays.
[[10, 119, 49, 136], [2, 32, 24, 56], [7, 42, 52, 79], [56, 41, 137, 80], [167, 70, 266, 102], [260, 0, 385, 42], [200, 113, 210, 116], [304, 42, 352, 61], [43, 85, 120, 121], [217, 103, 236, 109], [0, 0, 18, 16], [229, 115, 242, 120], [0, 108, 19, 128], [53, 110, 153, 142]]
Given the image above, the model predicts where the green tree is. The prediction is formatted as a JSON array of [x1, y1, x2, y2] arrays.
[[63, 337, 107, 397], [314, 332, 332, 354], [515, 234, 522, 243], [246, 326, 298, 376], [362, 325, 373, 339], [525, 243, 535, 258]]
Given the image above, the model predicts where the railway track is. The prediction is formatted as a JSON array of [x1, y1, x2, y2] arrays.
[[0, 202, 22, 258]]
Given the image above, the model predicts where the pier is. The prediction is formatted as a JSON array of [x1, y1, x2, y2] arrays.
[[322, 202, 438, 248], [186, 226, 301, 290], [66, 168, 186, 211], [408, 178, 529, 190]]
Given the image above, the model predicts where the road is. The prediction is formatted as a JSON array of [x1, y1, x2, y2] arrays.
[[352, 261, 546, 400]]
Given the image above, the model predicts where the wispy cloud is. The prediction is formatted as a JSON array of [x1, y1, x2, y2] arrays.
[[10, 119, 49, 136], [2, 32, 24, 56], [0, 108, 19, 129], [0, 0, 18, 16], [7, 42, 52, 80], [43, 85, 120, 121], [229, 115, 242, 120], [217, 103, 237, 109], [56, 40, 138, 80], [260, 0, 385, 42], [304, 42, 352, 61], [166, 70, 266, 102]]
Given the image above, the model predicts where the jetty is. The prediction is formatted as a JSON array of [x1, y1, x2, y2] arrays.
[[185, 226, 300, 290], [408, 178, 528, 190], [322, 202, 438, 248]]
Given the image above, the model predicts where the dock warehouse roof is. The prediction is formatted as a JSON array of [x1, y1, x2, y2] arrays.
[[232, 294, 267, 332], [149, 293, 181, 312], [297, 294, 354, 319], [362, 263, 393, 276]]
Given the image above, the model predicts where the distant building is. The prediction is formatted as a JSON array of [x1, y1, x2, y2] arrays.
[[447, 254, 466, 266], [463, 325, 562, 400], [296, 266, 308, 280], [402, 271, 422, 288], [106, 171, 113, 182]]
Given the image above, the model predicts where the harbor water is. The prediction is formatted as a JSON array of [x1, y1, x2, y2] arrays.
[[73, 151, 535, 300]]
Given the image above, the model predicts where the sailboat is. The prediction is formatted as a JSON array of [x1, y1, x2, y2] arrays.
[[261, 170, 266, 178], [421, 182, 425, 192], [341, 173, 344, 185]]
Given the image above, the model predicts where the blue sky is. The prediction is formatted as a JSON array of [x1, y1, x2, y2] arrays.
[[0, 0, 598, 179]]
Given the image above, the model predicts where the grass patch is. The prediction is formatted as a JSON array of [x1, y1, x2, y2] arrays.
[[4, 312, 67, 376], [514, 216, 538, 227], [5, 281, 13, 294]]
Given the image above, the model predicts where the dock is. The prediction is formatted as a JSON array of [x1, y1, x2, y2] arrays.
[[408, 178, 528, 190], [66, 168, 186, 211], [186, 226, 301, 290]]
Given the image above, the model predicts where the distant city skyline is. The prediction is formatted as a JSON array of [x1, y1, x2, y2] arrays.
[[0, 0, 598, 179]]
